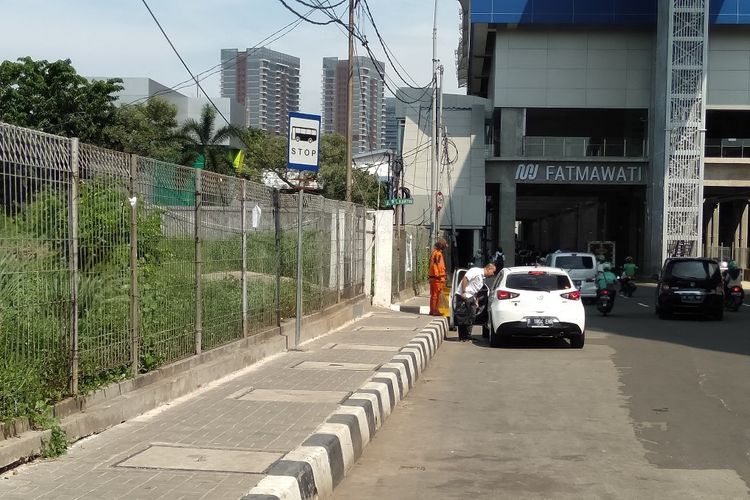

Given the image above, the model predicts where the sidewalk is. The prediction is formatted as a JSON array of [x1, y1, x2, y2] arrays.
[[0, 302, 442, 500]]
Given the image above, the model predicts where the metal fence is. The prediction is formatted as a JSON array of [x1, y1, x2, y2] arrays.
[[0, 122, 367, 408]]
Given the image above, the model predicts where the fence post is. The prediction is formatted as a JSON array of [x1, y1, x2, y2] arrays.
[[294, 191, 304, 347], [68, 138, 80, 395], [194, 169, 203, 355], [129, 154, 140, 377], [335, 207, 341, 303], [241, 181, 248, 337], [273, 190, 282, 328]]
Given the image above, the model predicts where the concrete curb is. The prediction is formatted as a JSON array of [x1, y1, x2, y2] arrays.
[[241, 317, 448, 500], [388, 303, 430, 315]]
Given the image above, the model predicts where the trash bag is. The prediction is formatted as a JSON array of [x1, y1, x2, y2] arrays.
[[454, 296, 476, 327]]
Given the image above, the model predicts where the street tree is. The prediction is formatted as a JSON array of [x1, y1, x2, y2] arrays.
[[237, 128, 292, 186], [104, 97, 182, 163], [317, 133, 384, 208], [177, 104, 239, 174], [0, 57, 122, 144]]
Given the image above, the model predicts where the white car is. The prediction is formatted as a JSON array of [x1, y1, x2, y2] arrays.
[[486, 266, 586, 348], [544, 251, 598, 301]]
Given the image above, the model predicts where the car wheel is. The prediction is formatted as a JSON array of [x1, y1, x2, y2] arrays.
[[570, 332, 585, 349]]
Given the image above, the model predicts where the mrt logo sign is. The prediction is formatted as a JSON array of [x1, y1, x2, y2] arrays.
[[288, 112, 321, 172]]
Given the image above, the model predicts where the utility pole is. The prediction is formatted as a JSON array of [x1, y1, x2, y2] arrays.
[[430, 0, 439, 241], [345, 0, 355, 202]]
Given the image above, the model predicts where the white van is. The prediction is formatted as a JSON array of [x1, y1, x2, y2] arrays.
[[545, 252, 598, 300]]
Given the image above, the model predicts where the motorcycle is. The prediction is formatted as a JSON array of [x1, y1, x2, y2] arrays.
[[725, 285, 744, 312], [596, 288, 615, 316], [619, 275, 637, 297]]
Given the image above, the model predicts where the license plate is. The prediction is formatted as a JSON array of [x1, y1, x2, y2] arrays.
[[527, 317, 554, 328], [731, 292, 742, 297], [681, 294, 703, 303]]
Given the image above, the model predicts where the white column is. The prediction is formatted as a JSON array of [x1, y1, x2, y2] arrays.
[[373, 210, 394, 308]]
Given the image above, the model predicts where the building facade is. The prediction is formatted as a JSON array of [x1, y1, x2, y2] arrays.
[[321, 56, 387, 154], [396, 0, 750, 274], [221, 47, 300, 136], [104, 77, 246, 148]]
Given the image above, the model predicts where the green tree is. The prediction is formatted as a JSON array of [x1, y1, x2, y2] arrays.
[[177, 104, 238, 174], [237, 128, 290, 186], [104, 98, 182, 162], [0, 57, 122, 144], [317, 133, 384, 208]]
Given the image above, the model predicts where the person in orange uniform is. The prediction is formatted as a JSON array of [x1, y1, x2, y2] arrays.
[[429, 239, 448, 316]]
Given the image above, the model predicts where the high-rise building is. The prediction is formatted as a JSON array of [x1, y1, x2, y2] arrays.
[[221, 47, 300, 136], [384, 97, 399, 153], [321, 56, 386, 154]]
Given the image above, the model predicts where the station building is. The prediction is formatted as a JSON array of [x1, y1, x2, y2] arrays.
[[396, 0, 750, 274]]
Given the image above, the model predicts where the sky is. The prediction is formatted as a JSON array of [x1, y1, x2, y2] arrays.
[[0, 0, 464, 115]]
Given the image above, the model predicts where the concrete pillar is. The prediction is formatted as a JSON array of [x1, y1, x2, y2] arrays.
[[498, 183, 517, 266], [734, 201, 749, 269], [372, 210, 394, 308], [473, 229, 482, 263], [499, 108, 525, 157], [705, 202, 720, 257], [364, 211, 375, 297], [645, 0, 671, 275]]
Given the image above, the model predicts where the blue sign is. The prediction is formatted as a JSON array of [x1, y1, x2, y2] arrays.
[[288, 111, 321, 172]]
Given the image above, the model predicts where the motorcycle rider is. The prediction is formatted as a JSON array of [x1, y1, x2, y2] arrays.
[[723, 260, 745, 301], [620, 256, 638, 297], [597, 262, 618, 306]]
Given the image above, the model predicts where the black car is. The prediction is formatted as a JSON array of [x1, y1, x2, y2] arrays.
[[655, 257, 724, 320]]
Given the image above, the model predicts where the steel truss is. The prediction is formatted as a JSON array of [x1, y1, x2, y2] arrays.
[[662, 0, 710, 258]]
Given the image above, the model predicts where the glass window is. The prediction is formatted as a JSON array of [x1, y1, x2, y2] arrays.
[[667, 260, 719, 280], [506, 273, 572, 291], [555, 255, 594, 269]]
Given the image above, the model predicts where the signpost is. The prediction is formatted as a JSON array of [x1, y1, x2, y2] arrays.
[[436, 191, 444, 212], [384, 198, 414, 207], [288, 112, 321, 349]]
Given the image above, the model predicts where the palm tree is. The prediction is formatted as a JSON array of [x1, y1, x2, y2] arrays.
[[178, 104, 238, 174]]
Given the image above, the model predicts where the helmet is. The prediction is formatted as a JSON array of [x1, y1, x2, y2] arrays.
[[625, 256, 633, 263], [728, 260, 738, 270]]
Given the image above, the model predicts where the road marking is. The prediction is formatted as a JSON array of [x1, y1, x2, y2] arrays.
[[743, 304, 750, 308], [637, 303, 650, 308]]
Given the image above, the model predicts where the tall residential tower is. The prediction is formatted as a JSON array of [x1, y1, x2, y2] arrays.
[[221, 47, 300, 136], [321, 56, 386, 154]]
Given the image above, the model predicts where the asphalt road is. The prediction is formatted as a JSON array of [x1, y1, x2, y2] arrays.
[[334, 287, 750, 499]]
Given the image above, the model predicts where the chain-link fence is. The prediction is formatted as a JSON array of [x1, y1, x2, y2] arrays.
[[391, 225, 431, 299], [0, 122, 367, 419]]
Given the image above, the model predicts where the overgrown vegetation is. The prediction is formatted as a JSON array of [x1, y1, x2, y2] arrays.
[[0, 181, 334, 424]]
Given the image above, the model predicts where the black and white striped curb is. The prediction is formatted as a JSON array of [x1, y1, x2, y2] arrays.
[[241, 318, 447, 500], [388, 303, 430, 315]]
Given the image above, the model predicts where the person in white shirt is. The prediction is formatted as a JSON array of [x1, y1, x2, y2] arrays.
[[454, 263, 496, 341]]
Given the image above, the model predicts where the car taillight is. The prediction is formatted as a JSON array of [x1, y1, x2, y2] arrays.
[[600, 289, 610, 296], [561, 290, 581, 301], [497, 290, 520, 300], [528, 271, 546, 276], [731, 286, 742, 293]]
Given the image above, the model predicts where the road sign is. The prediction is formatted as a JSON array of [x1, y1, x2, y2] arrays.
[[436, 191, 444, 211], [288, 112, 321, 172], [385, 198, 414, 207]]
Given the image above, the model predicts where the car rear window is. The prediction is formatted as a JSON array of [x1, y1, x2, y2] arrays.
[[667, 260, 719, 280], [555, 255, 594, 270], [506, 273, 572, 291]]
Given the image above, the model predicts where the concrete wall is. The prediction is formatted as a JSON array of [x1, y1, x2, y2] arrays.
[[491, 28, 653, 109], [397, 93, 488, 230], [708, 28, 750, 108]]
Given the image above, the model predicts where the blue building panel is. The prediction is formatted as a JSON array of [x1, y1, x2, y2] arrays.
[[470, 0, 750, 25]]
